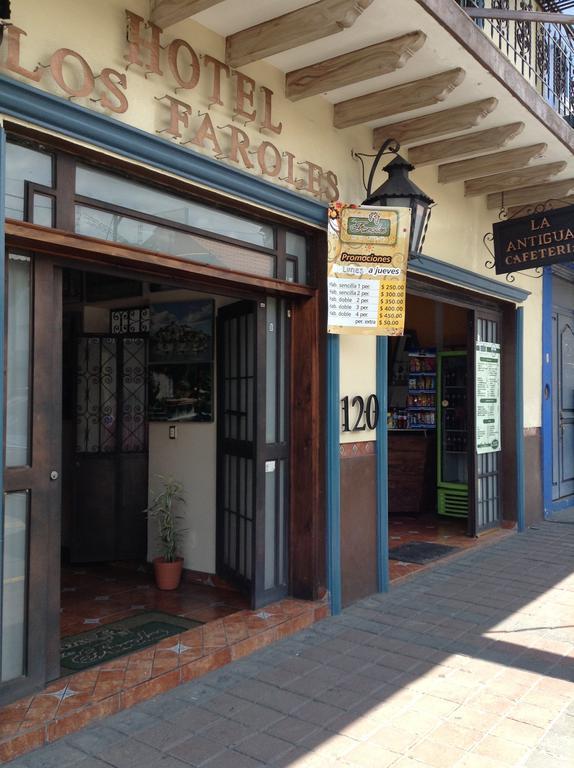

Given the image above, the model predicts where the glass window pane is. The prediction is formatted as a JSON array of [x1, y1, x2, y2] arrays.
[[5, 143, 53, 220], [1, 492, 29, 682], [75, 206, 274, 278], [285, 232, 308, 284], [264, 466, 276, 591], [32, 194, 54, 227], [76, 166, 275, 249], [266, 298, 277, 443], [286, 231, 306, 257], [286, 259, 296, 283], [6, 255, 31, 467]]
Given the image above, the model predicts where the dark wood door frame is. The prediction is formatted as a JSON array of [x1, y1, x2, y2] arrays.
[[0, 241, 325, 703], [0, 255, 62, 705]]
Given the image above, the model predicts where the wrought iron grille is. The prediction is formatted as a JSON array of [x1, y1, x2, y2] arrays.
[[76, 336, 147, 454], [456, 1, 574, 124]]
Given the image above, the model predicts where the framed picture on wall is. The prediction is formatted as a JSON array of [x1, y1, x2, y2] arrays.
[[148, 300, 214, 422]]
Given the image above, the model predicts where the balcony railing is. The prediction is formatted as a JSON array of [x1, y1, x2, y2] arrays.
[[456, 1, 574, 125]]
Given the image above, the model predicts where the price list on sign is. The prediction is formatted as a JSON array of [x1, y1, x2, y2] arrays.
[[328, 279, 380, 327], [327, 203, 410, 336]]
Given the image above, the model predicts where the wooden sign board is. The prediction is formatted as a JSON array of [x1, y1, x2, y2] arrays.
[[493, 204, 574, 274], [327, 203, 411, 335]]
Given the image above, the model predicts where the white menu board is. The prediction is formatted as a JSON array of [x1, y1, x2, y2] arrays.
[[475, 341, 501, 454]]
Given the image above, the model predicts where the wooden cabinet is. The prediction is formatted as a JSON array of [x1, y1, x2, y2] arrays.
[[388, 431, 436, 516]]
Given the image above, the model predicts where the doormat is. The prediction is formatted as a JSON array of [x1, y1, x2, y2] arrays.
[[61, 611, 202, 672], [389, 541, 461, 565]]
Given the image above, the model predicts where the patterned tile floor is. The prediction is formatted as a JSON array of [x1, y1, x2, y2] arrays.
[[60, 564, 248, 637], [388, 515, 513, 582], [0, 565, 328, 761]]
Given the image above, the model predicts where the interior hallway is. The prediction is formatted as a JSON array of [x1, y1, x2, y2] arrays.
[[6, 510, 574, 767]]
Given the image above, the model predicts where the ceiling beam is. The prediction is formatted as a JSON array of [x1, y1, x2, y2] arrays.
[[409, 122, 524, 166], [150, 0, 224, 28], [285, 31, 426, 101], [373, 97, 498, 147], [465, 162, 567, 197], [438, 143, 548, 184], [487, 180, 574, 210], [334, 68, 465, 130], [465, 8, 574, 24], [507, 194, 574, 218], [226, 0, 373, 69]]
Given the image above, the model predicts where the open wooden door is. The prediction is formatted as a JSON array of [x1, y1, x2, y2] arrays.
[[1, 253, 62, 704], [216, 299, 290, 609]]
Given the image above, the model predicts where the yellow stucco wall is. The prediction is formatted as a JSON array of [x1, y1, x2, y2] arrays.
[[0, 0, 542, 434]]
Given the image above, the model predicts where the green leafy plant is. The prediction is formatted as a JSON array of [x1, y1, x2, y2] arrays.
[[145, 476, 186, 563]]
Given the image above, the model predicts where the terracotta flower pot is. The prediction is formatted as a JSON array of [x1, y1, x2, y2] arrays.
[[153, 556, 183, 590]]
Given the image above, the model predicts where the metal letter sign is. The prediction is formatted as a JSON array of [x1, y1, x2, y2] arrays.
[[493, 204, 574, 274], [327, 203, 411, 335]]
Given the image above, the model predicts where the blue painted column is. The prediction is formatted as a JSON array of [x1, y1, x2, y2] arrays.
[[516, 306, 525, 532], [0, 128, 6, 635], [376, 336, 389, 592], [326, 333, 341, 614], [541, 268, 553, 517]]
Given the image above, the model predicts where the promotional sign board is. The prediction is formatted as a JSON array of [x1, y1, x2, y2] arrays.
[[493, 204, 574, 274], [327, 203, 411, 335], [475, 341, 501, 454]]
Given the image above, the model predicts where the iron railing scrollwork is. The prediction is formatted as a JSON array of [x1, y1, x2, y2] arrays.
[[456, 0, 574, 124]]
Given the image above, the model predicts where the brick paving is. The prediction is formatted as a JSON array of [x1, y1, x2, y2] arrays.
[[5, 510, 574, 768]]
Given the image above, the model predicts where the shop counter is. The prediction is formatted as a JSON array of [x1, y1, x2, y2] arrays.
[[388, 429, 436, 516]]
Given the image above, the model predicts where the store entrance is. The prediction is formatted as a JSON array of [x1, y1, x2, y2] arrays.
[[387, 292, 503, 577], [1, 252, 292, 704]]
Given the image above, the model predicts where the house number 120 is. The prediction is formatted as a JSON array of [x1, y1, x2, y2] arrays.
[[341, 395, 379, 432]]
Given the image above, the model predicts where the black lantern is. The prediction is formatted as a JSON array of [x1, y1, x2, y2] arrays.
[[0, 0, 11, 45], [362, 140, 434, 256]]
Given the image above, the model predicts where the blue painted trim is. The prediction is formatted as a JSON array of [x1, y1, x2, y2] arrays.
[[326, 334, 341, 615], [409, 254, 530, 304], [542, 268, 574, 515], [376, 337, 389, 593], [516, 307, 525, 532], [542, 267, 554, 517], [0, 128, 6, 635], [0, 75, 327, 227]]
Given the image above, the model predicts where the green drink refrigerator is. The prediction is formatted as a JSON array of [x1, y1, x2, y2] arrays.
[[437, 351, 469, 517]]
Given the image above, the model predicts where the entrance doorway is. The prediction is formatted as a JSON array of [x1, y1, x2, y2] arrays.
[[386, 290, 505, 578], [1, 253, 291, 703]]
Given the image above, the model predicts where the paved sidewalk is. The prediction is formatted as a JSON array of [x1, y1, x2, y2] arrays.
[[7, 513, 574, 768]]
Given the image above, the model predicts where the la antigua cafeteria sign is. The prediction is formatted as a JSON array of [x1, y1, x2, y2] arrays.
[[0, 9, 339, 201], [493, 204, 574, 274]]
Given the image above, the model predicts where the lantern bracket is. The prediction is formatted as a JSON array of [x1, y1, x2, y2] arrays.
[[352, 138, 401, 195]]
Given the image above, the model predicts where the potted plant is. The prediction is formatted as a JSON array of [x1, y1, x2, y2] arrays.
[[145, 476, 186, 590]]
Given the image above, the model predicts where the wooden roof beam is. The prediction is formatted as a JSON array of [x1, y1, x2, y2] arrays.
[[285, 31, 426, 101], [226, 0, 373, 69], [465, 162, 567, 197], [334, 68, 465, 130], [150, 0, 224, 28], [438, 143, 548, 184], [487, 179, 574, 210], [409, 122, 525, 166], [373, 97, 498, 147]]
